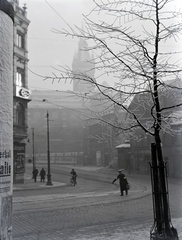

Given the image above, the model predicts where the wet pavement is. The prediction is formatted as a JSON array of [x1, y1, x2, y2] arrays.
[[12, 165, 182, 240]]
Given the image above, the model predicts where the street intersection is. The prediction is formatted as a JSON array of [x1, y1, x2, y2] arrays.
[[12, 165, 182, 240]]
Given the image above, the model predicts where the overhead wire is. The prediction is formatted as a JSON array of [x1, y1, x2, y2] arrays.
[[30, 98, 90, 121]]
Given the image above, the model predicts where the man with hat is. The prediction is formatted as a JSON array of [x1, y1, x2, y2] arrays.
[[112, 169, 129, 196]]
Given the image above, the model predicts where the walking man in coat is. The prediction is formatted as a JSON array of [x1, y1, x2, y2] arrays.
[[40, 168, 46, 182], [112, 169, 128, 196], [32, 167, 39, 182]]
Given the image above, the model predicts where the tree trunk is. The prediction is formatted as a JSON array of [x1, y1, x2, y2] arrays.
[[155, 131, 171, 232], [152, 131, 178, 239]]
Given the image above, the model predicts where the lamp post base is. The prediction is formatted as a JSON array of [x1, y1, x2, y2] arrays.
[[46, 174, 53, 186]]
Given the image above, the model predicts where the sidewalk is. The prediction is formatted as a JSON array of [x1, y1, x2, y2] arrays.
[[13, 165, 106, 191], [13, 165, 113, 191], [13, 173, 66, 191]]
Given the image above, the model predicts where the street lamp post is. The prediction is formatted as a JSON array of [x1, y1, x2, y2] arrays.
[[46, 111, 53, 186], [32, 128, 35, 170], [31, 127, 35, 179]]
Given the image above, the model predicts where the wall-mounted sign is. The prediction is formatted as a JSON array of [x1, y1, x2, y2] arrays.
[[16, 86, 31, 99]]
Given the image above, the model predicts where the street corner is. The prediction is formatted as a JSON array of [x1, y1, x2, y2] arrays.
[[38, 181, 67, 188], [13, 176, 67, 191]]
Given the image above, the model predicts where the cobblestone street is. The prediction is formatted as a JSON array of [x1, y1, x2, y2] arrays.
[[13, 193, 153, 239], [12, 165, 182, 239]]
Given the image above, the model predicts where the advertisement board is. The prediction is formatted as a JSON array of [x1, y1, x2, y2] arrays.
[[0, 2, 14, 239], [14, 144, 25, 175]]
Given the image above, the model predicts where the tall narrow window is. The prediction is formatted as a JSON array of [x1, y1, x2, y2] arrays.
[[16, 68, 25, 87], [16, 32, 24, 48]]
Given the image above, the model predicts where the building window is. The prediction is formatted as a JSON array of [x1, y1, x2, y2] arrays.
[[16, 68, 25, 87], [16, 32, 24, 48], [14, 103, 25, 126]]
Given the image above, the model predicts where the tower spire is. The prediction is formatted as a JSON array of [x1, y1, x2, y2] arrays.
[[72, 38, 95, 92]]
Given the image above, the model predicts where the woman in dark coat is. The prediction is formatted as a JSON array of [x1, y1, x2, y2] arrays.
[[112, 170, 128, 196]]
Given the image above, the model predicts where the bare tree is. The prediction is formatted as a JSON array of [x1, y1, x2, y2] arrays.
[[37, 0, 182, 239]]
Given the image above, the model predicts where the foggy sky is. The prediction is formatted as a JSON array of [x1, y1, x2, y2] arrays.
[[19, 0, 94, 91], [19, 0, 182, 92]]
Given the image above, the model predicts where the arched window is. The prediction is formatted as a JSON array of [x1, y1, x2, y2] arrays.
[[14, 103, 25, 126]]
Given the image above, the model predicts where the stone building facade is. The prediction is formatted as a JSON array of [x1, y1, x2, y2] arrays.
[[10, 0, 31, 183]]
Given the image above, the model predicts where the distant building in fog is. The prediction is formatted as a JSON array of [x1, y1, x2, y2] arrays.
[[26, 90, 117, 167], [122, 79, 182, 178], [26, 90, 88, 165], [72, 38, 95, 93]]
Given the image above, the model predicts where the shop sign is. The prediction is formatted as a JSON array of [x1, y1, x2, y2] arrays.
[[16, 86, 31, 99]]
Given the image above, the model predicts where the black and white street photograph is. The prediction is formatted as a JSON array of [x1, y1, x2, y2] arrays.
[[0, 0, 182, 239]]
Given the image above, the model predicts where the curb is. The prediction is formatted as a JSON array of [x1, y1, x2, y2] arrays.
[[13, 182, 67, 192]]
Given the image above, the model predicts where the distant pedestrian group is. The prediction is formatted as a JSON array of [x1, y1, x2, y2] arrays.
[[32, 167, 130, 197], [32, 167, 46, 182]]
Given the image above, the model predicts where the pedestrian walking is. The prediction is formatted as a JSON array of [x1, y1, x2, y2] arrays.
[[40, 168, 46, 182], [112, 169, 129, 196], [32, 167, 39, 182], [70, 168, 77, 185]]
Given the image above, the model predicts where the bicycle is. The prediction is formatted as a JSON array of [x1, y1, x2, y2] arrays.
[[70, 176, 76, 186]]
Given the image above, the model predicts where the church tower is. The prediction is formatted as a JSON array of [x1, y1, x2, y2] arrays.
[[72, 38, 95, 92]]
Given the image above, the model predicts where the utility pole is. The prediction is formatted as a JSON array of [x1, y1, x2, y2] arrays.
[[32, 128, 35, 170], [46, 111, 53, 186]]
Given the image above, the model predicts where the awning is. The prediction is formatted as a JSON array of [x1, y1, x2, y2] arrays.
[[115, 143, 130, 149]]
